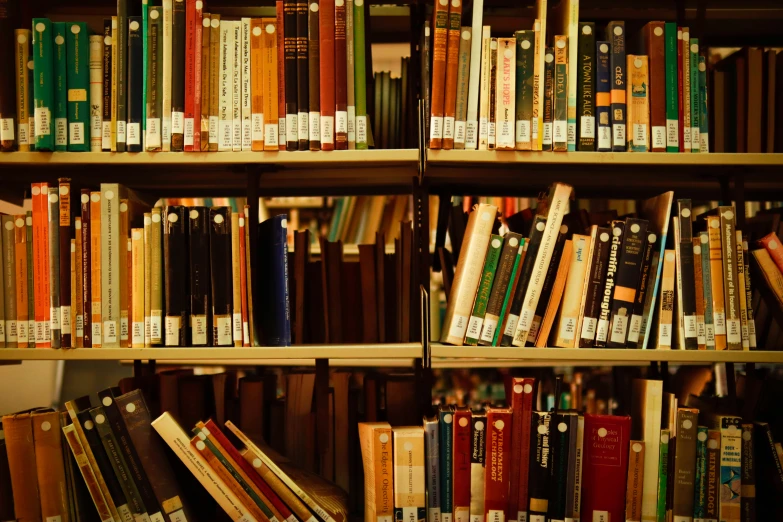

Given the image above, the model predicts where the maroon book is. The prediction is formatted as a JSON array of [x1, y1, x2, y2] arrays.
[[506, 377, 535, 522], [484, 408, 512, 522], [580, 414, 632, 522], [453, 408, 472, 522]]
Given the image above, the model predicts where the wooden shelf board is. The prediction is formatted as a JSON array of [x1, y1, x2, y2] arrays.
[[430, 344, 783, 364], [119, 358, 416, 367], [0, 343, 423, 361]]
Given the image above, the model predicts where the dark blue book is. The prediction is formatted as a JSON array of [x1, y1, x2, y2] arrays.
[[209, 207, 233, 346], [606, 21, 626, 151], [258, 214, 291, 346], [596, 40, 611, 152], [188, 206, 211, 346]]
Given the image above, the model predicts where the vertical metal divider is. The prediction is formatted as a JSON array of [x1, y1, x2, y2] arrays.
[[247, 165, 261, 347]]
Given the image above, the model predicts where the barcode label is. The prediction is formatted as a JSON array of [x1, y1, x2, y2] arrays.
[[309, 112, 320, 143], [610, 315, 629, 344], [580, 116, 595, 139], [580, 317, 597, 340], [448, 314, 468, 341], [652, 126, 666, 149], [430, 116, 443, 140], [443, 116, 455, 140], [516, 120, 531, 143], [165, 316, 181, 346], [56, 118, 67, 145]]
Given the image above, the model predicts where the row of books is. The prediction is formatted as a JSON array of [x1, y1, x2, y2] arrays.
[[360, 377, 783, 522], [0, 180, 291, 348], [425, 0, 709, 153], [0, 0, 377, 152], [0, 384, 349, 522]]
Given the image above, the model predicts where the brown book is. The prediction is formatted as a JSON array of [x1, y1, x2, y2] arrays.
[[707, 216, 728, 350], [643, 22, 666, 152], [276, 1, 286, 151], [428, 0, 449, 149], [375, 232, 386, 343], [14, 215, 29, 347], [32, 410, 70, 522], [74, 217, 84, 347], [746, 47, 763, 153], [693, 237, 707, 350], [625, 440, 645, 522], [209, 13, 222, 152], [535, 239, 573, 347], [319, 0, 336, 150], [358, 244, 379, 343], [0, 0, 18, 151], [442, 0, 462, 149], [59, 178, 72, 348], [200, 12, 212, 151], [672, 408, 698, 521], [765, 50, 776, 153], [2, 412, 43, 522], [0, 422, 15, 521], [239, 375, 266, 446]]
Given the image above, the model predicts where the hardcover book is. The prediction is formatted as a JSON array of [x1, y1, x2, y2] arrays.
[[576, 22, 595, 151], [552, 36, 567, 152], [258, 214, 291, 346], [209, 208, 233, 346], [477, 233, 521, 346], [625, 441, 645, 522], [554, 233, 591, 347], [672, 409, 698, 521], [465, 234, 503, 346], [528, 411, 550, 522], [441, 0, 462, 149], [53, 22, 68, 151], [454, 27, 472, 149], [631, 379, 663, 522], [596, 222, 624, 347], [513, 30, 534, 150], [627, 231, 657, 348], [595, 40, 611, 151], [393, 427, 426, 522], [429, 0, 449, 149], [719, 207, 742, 349], [606, 21, 626, 151], [484, 408, 511, 522], [627, 55, 649, 152], [580, 414, 631, 522], [453, 409, 472, 522], [439, 406, 454, 522], [607, 218, 649, 347], [33, 18, 54, 151], [664, 23, 678, 152], [470, 413, 486, 522], [495, 38, 516, 151], [424, 417, 441, 522]]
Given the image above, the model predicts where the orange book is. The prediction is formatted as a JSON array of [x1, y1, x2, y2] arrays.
[[250, 18, 265, 151], [2, 412, 43, 521], [32, 183, 51, 347], [442, 0, 462, 149], [32, 411, 70, 522], [120, 199, 130, 347], [262, 18, 280, 151], [91, 192, 102, 347], [429, 0, 450, 149], [238, 214, 250, 346], [14, 215, 29, 348], [74, 217, 84, 347], [759, 231, 783, 275], [707, 216, 727, 350]]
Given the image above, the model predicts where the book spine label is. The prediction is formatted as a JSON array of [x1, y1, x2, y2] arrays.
[[742, 239, 755, 348], [487, 40, 496, 149], [627, 232, 656, 347], [540, 45, 553, 150], [532, 13, 545, 150], [555, 235, 591, 347], [699, 233, 715, 348], [657, 430, 670, 522], [346, 0, 355, 148], [608, 22, 626, 151], [693, 427, 708, 520], [464, 0, 483, 149], [595, 41, 610, 151], [664, 23, 678, 151]]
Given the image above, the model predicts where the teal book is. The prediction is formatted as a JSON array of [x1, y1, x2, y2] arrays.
[[32, 18, 55, 151], [66, 22, 90, 152], [53, 22, 68, 151], [664, 23, 678, 152], [492, 238, 524, 346], [465, 234, 503, 345], [656, 429, 669, 522], [142, 0, 148, 150], [438, 406, 453, 522], [689, 38, 700, 152], [699, 55, 708, 153], [699, 232, 715, 348], [693, 426, 708, 520]]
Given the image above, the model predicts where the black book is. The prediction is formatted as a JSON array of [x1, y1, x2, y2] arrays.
[[479, 232, 523, 346], [127, 17, 143, 152], [579, 226, 611, 347], [527, 222, 569, 345], [754, 422, 783, 519], [528, 411, 551, 521], [542, 46, 555, 151], [577, 22, 595, 151], [308, 1, 320, 150], [77, 408, 134, 517], [740, 424, 755, 522], [421, 20, 431, 148], [500, 215, 547, 346], [606, 218, 649, 347], [676, 200, 698, 349], [117, 0, 128, 151], [102, 19, 112, 151], [296, 0, 309, 150], [170, 0, 186, 151], [627, 230, 657, 348], [606, 21, 626, 152], [547, 412, 573, 522], [188, 206, 211, 347], [209, 207, 233, 346], [283, 0, 298, 149], [258, 214, 291, 346], [0, 0, 19, 151], [595, 220, 625, 347], [164, 206, 188, 346]]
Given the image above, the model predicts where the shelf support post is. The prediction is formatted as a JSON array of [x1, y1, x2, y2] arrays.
[[247, 165, 261, 345], [315, 358, 330, 457]]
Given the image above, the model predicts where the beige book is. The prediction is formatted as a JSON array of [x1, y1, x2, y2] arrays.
[[533, 0, 547, 150], [90, 192, 102, 347], [131, 228, 145, 347], [656, 249, 676, 349], [625, 441, 645, 522], [735, 230, 749, 350], [392, 427, 425, 514], [74, 218, 84, 346], [162, 0, 173, 151], [535, 239, 573, 347], [241, 18, 252, 151], [575, 226, 598, 345], [627, 55, 650, 152], [478, 27, 492, 150], [150, 208, 163, 345], [119, 198, 130, 347], [751, 248, 783, 306], [494, 38, 516, 151], [439, 203, 498, 345], [64, 401, 121, 521], [151, 413, 259, 522], [554, 234, 592, 347], [630, 378, 662, 522], [358, 423, 394, 522], [143, 213, 152, 346], [231, 212, 242, 346], [3, 216, 16, 347], [111, 17, 118, 151]]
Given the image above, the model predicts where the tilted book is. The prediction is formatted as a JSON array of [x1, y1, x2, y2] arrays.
[[475, 233, 517, 346], [596, 222, 624, 347], [627, 231, 657, 348], [465, 234, 502, 346], [554, 233, 591, 348], [607, 218, 649, 348]]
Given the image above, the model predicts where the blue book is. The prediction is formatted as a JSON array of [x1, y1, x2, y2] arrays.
[[438, 406, 454, 522], [596, 40, 611, 152], [606, 21, 626, 151], [258, 214, 291, 346]]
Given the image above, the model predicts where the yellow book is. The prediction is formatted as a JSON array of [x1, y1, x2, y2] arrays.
[[554, 234, 592, 347], [231, 212, 242, 346], [358, 422, 394, 522], [392, 427, 425, 522], [626, 55, 650, 152], [707, 216, 727, 350], [131, 228, 145, 347]]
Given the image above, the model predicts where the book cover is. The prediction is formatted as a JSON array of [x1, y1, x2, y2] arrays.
[[231, 21, 242, 151], [346, 0, 356, 148], [131, 228, 144, 347], [258, 214, 291, 346], [161, 0, 173, 151], [2, 216, 16, 347], [393, 427, 426, 522], [606, 21, 626, 151], [664, 23, 678, 152], [57, 179, 71, 348], [14, 29, 32, 151], [711, 416, 741, 522], [627, 55, 649, 152], [48, 187, 61, 348], [30, 411, 70, 522], [735, 230, 750, 349], [494, 37, 515, 151], [578, 227, 609, 347], [317, 0, 335, 150], [627, 231, 657, 348], [146, 7, 162, 151], [187, 206, 210, 345], [453, 409, 472, 522], [208, 13, 221, 151], [465, 234, 503, 346], [533, 237, 572, 347], [62, 422, 115, 522], [14, 216, 29, 347], [707, 216, 727, 349], [699, 232, 716, 349], [53, 22, 67, 151], [692, 237, 707, 349], [424, 417, 441, 522], [209, 208, 232, 346], [149, 208, 163, 346], [478, 28, 491, 150], [692, 427, 708, 520], [643, 22, 666, 152], [259, 18, 279, 150], [699, 56, 709, 152], [484, 408, 511, 522], [100, 20, 111, 151], [477, 233, 520, 346], [528, 412, 551, 522], [595, 40, 611, 151], [542, 45, 554, 149], [576, 22, 595, 151], [470, 413, 486, 522], [546, 412, 574, 522]]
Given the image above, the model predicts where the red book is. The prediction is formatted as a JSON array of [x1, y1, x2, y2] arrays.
[[184, 0, 197, 151], [32, 183, 51, 348], [677, 27, 684, 151], [506, 377, 535, 522], [192, 0, 203, 149], [319, 0, 336, 150], [453, 408, 472, 522], [428, 0, 449, 149], [759, 232, 783, 274], [276, 0, 287, 151], [484, 408, 512, 522], [334, 0, 348, 150], [203, 419, 296, 522], [580, 414, 631, 522]]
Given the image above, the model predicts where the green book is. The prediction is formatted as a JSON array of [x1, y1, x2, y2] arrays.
[[142, 0, 148, 150], [150, 207, 163, 346], [465, 234, 503, 345], [664, 22, 678, 152], [66, 22, 90, 152], [492, 238, 525, 346], [699, 56, 708, 153], [700, 232, 715, 348], [693, 426, 708, 520], [514, 30, 534, 150], [438, 406, 453, 522], [353, 0, 367, 149], [656, 428, 670, 522], [690, 38, 700, 152], [32, 18, 55, 151], [53, 22, 68, 151]]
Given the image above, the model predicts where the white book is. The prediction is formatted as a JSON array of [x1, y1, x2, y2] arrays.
[[100, 184, 122, 348], [478, 27, 491, 151], [218, 21, 233, 151], [162, 0, 173, 151], [512, 183, 573, 346], [241, 18, 252, 150], [465, 0, 483, 150], [494, 39, 515, 151], [232, 21, 242, 151], [532, 0, 547, 150], [89, 36, 104, 152], [630, 379, 662, 522], [553, 233, 591, 348]]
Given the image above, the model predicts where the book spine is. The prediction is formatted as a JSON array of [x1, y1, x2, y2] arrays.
[[14, 217, 29, 346], [142, 0, 148, 149], [575, 23, 595, 151], [346, 0, 355, 149], [275, 2, 285, 149], [508, 378, 534, 522], [441, 0, 461, 149], [143, 216, 154, 345], [692, 426, 708, 520], [62, 424, 116, 522], [184, 0, 196, 150], [735, 230, 749, 350], [295, 0, 309, 150], [131, 228, 144, 346], [149, 208, 163, 345], [319, 0, 335, 149], [656, 249, 675, 348], [541, 45, 553, 150], [672, 409, 698, 520], [127, 18, 143, 151], [231, 212, 242, 346], [513, 30, 533, 150], [494, 38, 515, 151], [46, 187, 61, 347], [218, 20, 232, 151], [492, 242, 523, 347], [209, 14, 221, 151], [693, 238, 707, 349], [595, 41, 610, 151], [238, 214, 250, 345], [483, 409, 511, 522], [676, 201, 698, 349], [607, 21, 626, 151], [89, 35, 103, 151], [689, 39, 699, 152], [656, 430, 670, 522], [14, 30, 31, 151], [699, 56, 709, 153], [578, 227, 611, 347], [2, 217, 15, 347], [88, 192, 100, 346], [465, 235, 503, 345], [528, 412, 550, 522], [470, 414, 487, 522], [595, 222, 624, 347], [232, 22, 242, 151], [681, 28, 690, 153], [465, 0, 483, 149], [250, 18, 264, 151], [627, 55, 649, 152], [742, 239, 756, 348], [260, 19, 280, 150], [707, 216, 727, 349], [488, 39, 497, 149], [199, 12, 210, 150], [626, 441, 645, 522], [478, 28, 491, 150], [429, 0, 449, 149], [283, 0, 297, 149], [0, 2, 18, 151], [664, 23, 678, 152], [439, 408, 454, 522], [424, 419, 441, 522], [53, 23, 68, 151], [533, 4, 546, 150], [554, 234, 591, 348], [552, 36, 567, 151], [453, 27, 471, 149], [146, 7, 162, 151], [453, 409, 472, 522], [705, 429, 719, 521], [645, 22, 666, 152], [478, 233, 522, 345], [56, 179, 71, 348], [719, 208, 741, 349], [164, 206, 187, 346], [210, 208, 233, 346], [699, 232, 715, 349], [334, 0, 348, 149], [353, 0, 367, 149], [627, 231, 656, 347], [115, 0, 128, 151], [99, 185, 118, 347], [32, 19, 54, 151], [546, 412, 572, 521], [111, 17, 117, 151], [188, 207, 210, 345], [161, 0, 173, 151], [240, 18, 251, 151], [304, 5, 320, 150], [718, 417, 741, 522], [740, 424, 754, 522]]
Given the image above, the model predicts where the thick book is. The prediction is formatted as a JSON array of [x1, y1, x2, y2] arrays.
[[595, 40, 611, 151], [672, 408, 698, 520], [439, 407, 454, 522], [470, 413, 486, 522], [319, 0, 335, 149], [581, 414, 631, 522], [477, 233, 520, 346], [127, 17, 144, 151], [440, 203, 497, 344], [484, 408, 511, 522], [643, 22, 666, 152], [513, 30, 534, 151], [664, 23, 678, 151], [709, 415, 742, 522], [33, 18, 55, 151], [596, 222, 625, 348], [546, 412, 573, 522], [528, 411, 551, 522], [53, 22, 67, 151], [477, 28, 491, 150], [718, 207, 742, 349], [261, 18, 280, 150], [428, 0, 449, 148], [577, 22, 596, 151], [494, 37, 516, 151], [627, 55, 649, 152], [631, 379, 663, 522], [606, 21, 626, 151], [579, 227, 611, 347], [465, 234, 503, 346], [210, 208, 233, 346], [507, 378, 535, 522], [607, 218, 648, 347], [554, 234, 592, 347], [552, 36, 567, 152], [258, 214, 291, 346], [453, 409, 472, 522], [3, 413, 43, 521], [146, 7, 163, 151], [392, 427, 426, 522], [164, 206, 187, 346], [360, 423, 394, 522]]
